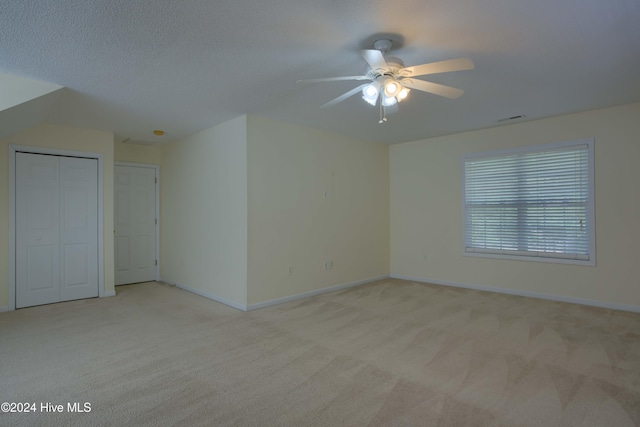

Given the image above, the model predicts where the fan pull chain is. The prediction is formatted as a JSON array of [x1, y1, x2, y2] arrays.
[[378, 95, 387, 124]]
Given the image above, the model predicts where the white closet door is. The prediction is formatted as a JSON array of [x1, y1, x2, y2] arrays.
[[16, 153, 61, 308], [16, 153, 99, 308], [59, 156, 99, 302], [114, 165, 157, 285]]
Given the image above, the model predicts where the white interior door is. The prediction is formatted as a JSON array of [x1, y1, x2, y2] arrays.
[[16, 153, 99, 308], [114, 165, 157, 285]]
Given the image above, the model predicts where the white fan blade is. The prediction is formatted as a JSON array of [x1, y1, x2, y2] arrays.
[[401, 79, 464, 99], [384, 102, 398, 115], [400, 58, 474, 77], [297, 75, 370, 84], [361, 49, 388, 71], [321, 84, 369, 108]]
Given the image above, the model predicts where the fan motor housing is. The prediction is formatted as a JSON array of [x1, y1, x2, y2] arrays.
[[366, 56, 405, 79], [384, 57, 405, 73]]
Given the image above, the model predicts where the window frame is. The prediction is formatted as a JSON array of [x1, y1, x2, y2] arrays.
[[461, 138, 596, 266]]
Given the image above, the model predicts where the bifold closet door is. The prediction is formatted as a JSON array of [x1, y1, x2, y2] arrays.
[[16, 152, 99, 308]]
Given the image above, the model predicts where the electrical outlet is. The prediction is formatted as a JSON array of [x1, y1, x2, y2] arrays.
[[323, 260, 330, 270]]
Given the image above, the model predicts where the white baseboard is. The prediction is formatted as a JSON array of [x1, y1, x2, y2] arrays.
[[161, 278, 248, 312], [0, 291, 115, 312], [160, 276, 389, 312], [246, 275, 390, 311], [390, 274, 640, 313]]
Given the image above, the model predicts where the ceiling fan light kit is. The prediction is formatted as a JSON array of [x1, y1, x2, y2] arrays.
[[299, 38, 474, 123]]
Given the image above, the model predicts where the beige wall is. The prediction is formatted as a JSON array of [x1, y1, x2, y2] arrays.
[[0, 123, 115, 307], [247, 116, 389, 305], [390, 103, 640, 309], [160, 115, 389, 308], [161, 116, 248, 306], [9, 105, 633, 312], [114, 141, 162, 165]]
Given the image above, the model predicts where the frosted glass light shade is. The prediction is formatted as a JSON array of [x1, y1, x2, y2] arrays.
[[383, 79, 400, 97], [362, 83, 380, 106], [381, 95, 397, 106]]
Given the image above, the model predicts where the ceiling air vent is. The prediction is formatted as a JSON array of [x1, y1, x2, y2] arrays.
[[497, 114, 527, 123]]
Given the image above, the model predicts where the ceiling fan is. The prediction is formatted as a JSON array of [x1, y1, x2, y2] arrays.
[[298, 39, 474, 123]]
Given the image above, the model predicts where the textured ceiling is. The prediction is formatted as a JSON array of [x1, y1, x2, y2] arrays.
[[1, 0, 639, 144]]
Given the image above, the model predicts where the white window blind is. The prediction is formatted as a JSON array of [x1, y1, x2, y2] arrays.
[[463, 140, 594, 264]]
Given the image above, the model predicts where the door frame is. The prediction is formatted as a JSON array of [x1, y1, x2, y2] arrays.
[[114, 162, 160, 283], [8, 144, 105, 311]]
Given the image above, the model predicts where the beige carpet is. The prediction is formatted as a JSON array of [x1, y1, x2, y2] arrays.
[[1, 278, 639, 426]]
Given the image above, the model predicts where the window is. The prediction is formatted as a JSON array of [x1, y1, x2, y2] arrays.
[[462, 139, 595, 265]]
